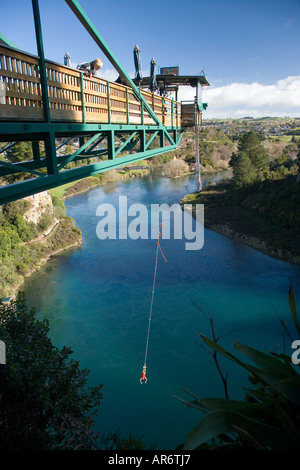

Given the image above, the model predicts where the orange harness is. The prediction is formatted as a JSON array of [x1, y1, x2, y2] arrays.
[[140, 365, 147, 384]]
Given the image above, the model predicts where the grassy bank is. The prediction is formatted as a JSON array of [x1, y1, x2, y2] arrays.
[[181, 174, 300, 265], [49, 165, 150, 200]]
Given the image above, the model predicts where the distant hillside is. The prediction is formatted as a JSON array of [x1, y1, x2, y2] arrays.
[[170, 127, 236, 174]]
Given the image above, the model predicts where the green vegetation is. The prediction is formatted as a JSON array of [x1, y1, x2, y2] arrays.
[[0, 292, 102, 449], [181, 129, 300, 264], [229, 131, 269, 187], [0, 293, 144, 450], [0, 195, 81, 299], [180, 127, 235, 173], [164, 159, 190, 178], [179, 285, 300, 450], [0, 140, 152, 299]]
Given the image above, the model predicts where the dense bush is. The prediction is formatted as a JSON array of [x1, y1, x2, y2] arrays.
[[164, 159, 190, 177], [0, 193, 82, 299], [0, 293, 102, 449], [180, 285, 300, 450], [230, 131, 299, 187]]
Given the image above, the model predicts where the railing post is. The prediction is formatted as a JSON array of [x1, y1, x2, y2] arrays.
[[141, 102, 144, 125], [107, 82, 111, 124], [126, 88, 129, 124], [80, 72, 86, 123]]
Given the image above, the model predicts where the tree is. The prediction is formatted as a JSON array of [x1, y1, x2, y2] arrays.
[[164, 159, 190, 178], [5, 142, 33, 163], [232, 151, 256, 187], [238, 131, 269, 170], [0, 293, 103, 449], [0, 226, 20, 257], [229, 151, 239, 168]]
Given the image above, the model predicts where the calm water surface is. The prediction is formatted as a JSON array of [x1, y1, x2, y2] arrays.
[[23, 170, 300, 449]]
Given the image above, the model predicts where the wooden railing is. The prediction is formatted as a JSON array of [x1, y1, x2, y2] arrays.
[[0, 45, 181, 127]]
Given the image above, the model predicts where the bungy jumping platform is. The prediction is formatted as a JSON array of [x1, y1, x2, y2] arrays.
[[0, 0, 209, 205]]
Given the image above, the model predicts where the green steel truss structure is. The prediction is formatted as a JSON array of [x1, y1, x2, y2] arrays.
[[0, 0, 206, 205]]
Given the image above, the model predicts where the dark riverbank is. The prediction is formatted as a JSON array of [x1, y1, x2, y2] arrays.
[[181, 175, 300, 265]]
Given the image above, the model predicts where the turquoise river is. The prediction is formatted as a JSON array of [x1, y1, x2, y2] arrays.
[[23, 169, 300, 449]]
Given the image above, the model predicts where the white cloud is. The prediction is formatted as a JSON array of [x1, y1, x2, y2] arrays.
[[178, 76, 300, 118], [98, 68, 119, 82]]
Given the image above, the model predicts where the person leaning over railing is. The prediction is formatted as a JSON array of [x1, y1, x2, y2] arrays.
[[77, 58, 103, 77]]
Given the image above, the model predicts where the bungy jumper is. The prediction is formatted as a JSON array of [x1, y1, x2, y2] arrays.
[[140, 228, 167, 384]]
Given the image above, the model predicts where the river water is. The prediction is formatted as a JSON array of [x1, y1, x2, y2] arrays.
[[23, 169, 300, 449]]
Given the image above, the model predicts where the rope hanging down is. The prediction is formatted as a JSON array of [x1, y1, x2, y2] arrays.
[[140, 229, 167, 384]]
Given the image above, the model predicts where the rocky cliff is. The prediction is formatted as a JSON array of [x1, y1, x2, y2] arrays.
[[23, 191, 55, 225], [0, 191, 82, 299]]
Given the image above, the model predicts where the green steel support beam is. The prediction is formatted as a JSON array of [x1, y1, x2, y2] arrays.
[[145, 131, 159, 150], [140, 130, 146, 153], [44, 131, 58, 175], [82, 135, 106, 154], [79, 136, 85, 151], [0, 1, 192, 206], [114, 132, 137, 157], [57, 132, 101, 170], [107, 130, 115, 160], [56, 137, 73, 151], [0, 143, 179, 205], [0, 159, 44, 177], [0, 125, 184, 204], [0, 142, 17, 154], [80, 72, 86, 123], [32, 141, 41, 161], [164, 129, 175, 146], [32, 0, 51, 124], [0, 122, 182, 138], [160, 129, 164, 148], [64, 0, 162, 127], [0, 150, 105, 178], [32, 0, 59, 176]]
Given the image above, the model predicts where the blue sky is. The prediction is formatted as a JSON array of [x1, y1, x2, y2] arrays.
[[1, 0, 300, 118]]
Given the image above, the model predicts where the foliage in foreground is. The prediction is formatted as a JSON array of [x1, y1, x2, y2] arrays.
[[0, 292, 102, 450], [179, 284, 300, 450], [0, 293, 147, 450]]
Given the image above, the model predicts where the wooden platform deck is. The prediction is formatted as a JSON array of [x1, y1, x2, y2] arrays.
[[0, 45, 181, 127]]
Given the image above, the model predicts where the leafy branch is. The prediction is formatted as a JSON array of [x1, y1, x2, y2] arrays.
[[176, 284, 300, 450]]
